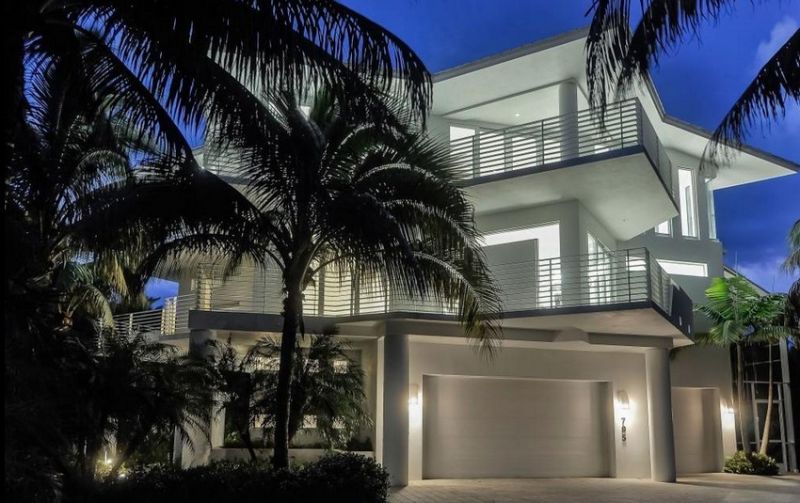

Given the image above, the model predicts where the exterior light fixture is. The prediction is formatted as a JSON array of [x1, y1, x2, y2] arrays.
[[409, 383, 420, 406], [616, 390, 630, 442]]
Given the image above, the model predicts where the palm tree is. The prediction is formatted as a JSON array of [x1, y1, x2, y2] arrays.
[[103, 89, 503, 469], [5, 52, 150, 333], [784, 219, 800, 314], [6, 0, 432, 194], [585, 1, 800, 170], [252, 329, 372, 450], [696, 276, 797, 455], [210, 338, 273, 462]]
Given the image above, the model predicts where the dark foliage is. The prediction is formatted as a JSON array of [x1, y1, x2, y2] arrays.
[[88, 453, 389, 503]]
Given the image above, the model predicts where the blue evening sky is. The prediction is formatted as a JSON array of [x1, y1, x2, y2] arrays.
[[146, 1, 799, 304]]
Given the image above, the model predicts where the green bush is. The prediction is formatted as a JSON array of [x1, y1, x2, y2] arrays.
[[723, 451, 780, 475], [86, 453, 389, 503]]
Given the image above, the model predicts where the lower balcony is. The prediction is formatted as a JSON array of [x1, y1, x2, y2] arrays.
[[113, 247, 693, 341]]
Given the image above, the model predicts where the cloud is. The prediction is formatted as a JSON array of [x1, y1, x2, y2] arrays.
[[729, 256, 797, 294], [754, 16, 798, 68]]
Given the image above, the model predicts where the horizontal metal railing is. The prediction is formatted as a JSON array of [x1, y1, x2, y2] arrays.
[[112, 294, 193, 337], [111, 248, 685, 337], [194, 248, 674, 318], [449, 99, 674, 198]]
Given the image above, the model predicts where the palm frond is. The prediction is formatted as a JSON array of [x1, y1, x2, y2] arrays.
[[702, 28, 800, 173], [586, 0, 736, 110]]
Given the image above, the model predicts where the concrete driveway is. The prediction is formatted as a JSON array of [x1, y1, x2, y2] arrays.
[[390, 474, 800, 503]]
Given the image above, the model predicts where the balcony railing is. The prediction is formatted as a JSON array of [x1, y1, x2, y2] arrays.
[[448, 99, 674, 198], [112, 248, 688, 338], [112, 294, 193, 337]]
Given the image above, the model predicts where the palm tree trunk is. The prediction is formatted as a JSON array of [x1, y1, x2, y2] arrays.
[[759, 344, 774, 456], [272, 280, 302, 469], [736, 343, 752, 453], [240, 426, 258, 463]]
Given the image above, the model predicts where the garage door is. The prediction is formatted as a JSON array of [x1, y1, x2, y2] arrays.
[[423, 375, 612, 479], [672, 387, 723, 473]]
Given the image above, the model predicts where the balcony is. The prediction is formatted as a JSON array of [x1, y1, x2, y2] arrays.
[[450, 100, 679, 240], [114, 248, 692, 340]]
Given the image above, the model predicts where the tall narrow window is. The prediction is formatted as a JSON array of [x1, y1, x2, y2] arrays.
[[706, 184, 717, 239], [449, 125, 476, 175], [587, 233, 612, 304], [655, 220, 671, 235], [678, 168, 698, 238]]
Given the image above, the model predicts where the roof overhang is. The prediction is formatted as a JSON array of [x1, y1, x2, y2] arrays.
[[432, 28, 798, 188]]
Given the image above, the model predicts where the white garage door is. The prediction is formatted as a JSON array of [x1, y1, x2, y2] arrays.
[[672, 387, 723, 473], [423, 375, 612, 479]]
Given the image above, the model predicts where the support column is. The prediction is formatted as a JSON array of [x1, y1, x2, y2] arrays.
[[558, 80, 579, 160], [382, 332, 409, 486], [180, 329, 219, 468], [646, 348, 677, 482]]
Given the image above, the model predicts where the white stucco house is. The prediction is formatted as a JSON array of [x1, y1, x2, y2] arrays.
[[116, 28, 798, 484]]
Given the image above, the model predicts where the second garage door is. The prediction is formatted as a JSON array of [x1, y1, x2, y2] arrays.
[[423, 375, 612, 479]]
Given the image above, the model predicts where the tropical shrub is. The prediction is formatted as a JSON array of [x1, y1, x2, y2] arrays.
[[723, 451, 780, 475], [90, 453, 389, 503]]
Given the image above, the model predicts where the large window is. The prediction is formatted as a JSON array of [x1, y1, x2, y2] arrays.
[[678, 168, 698, 238], [481, 223, 561, 307]]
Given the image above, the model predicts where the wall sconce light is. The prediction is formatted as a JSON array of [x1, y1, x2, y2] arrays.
[[409, 383, 420, 406], [616, 390, 630, 442]]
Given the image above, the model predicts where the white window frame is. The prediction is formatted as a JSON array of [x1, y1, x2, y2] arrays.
[[706, 184, 717, 240], [656, 259, 708, 277], [678, 168, 698, 238], [654, 220, 671, 236]]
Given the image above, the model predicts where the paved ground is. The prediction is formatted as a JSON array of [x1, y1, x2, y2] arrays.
[[390, 473, 800, 503]]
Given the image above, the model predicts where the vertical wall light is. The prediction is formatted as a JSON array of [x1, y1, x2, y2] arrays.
[[409, 383, 420, 406], [616, 390, 630, 442]]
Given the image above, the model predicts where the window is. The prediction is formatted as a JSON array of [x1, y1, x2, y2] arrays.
[[449, 125, 475, 142], [678, 168, 698, 238], [654, 220, 671, 235], [481, 223, 561, 308], [450, 125, 476, 174], [656, 259, 708, 277], [587, 234, 613, 304], [706, 184, 717, 239], [479, 131, 504, 176]]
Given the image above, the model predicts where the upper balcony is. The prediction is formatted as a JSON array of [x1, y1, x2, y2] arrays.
[[448, 100, 679, 240], [114, 247, 693, 344]]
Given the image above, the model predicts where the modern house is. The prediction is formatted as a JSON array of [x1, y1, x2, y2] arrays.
[[116, 28, 798, 484]]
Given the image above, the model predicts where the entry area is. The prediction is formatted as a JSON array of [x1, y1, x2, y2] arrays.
[[422, 375, 613, 479]]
